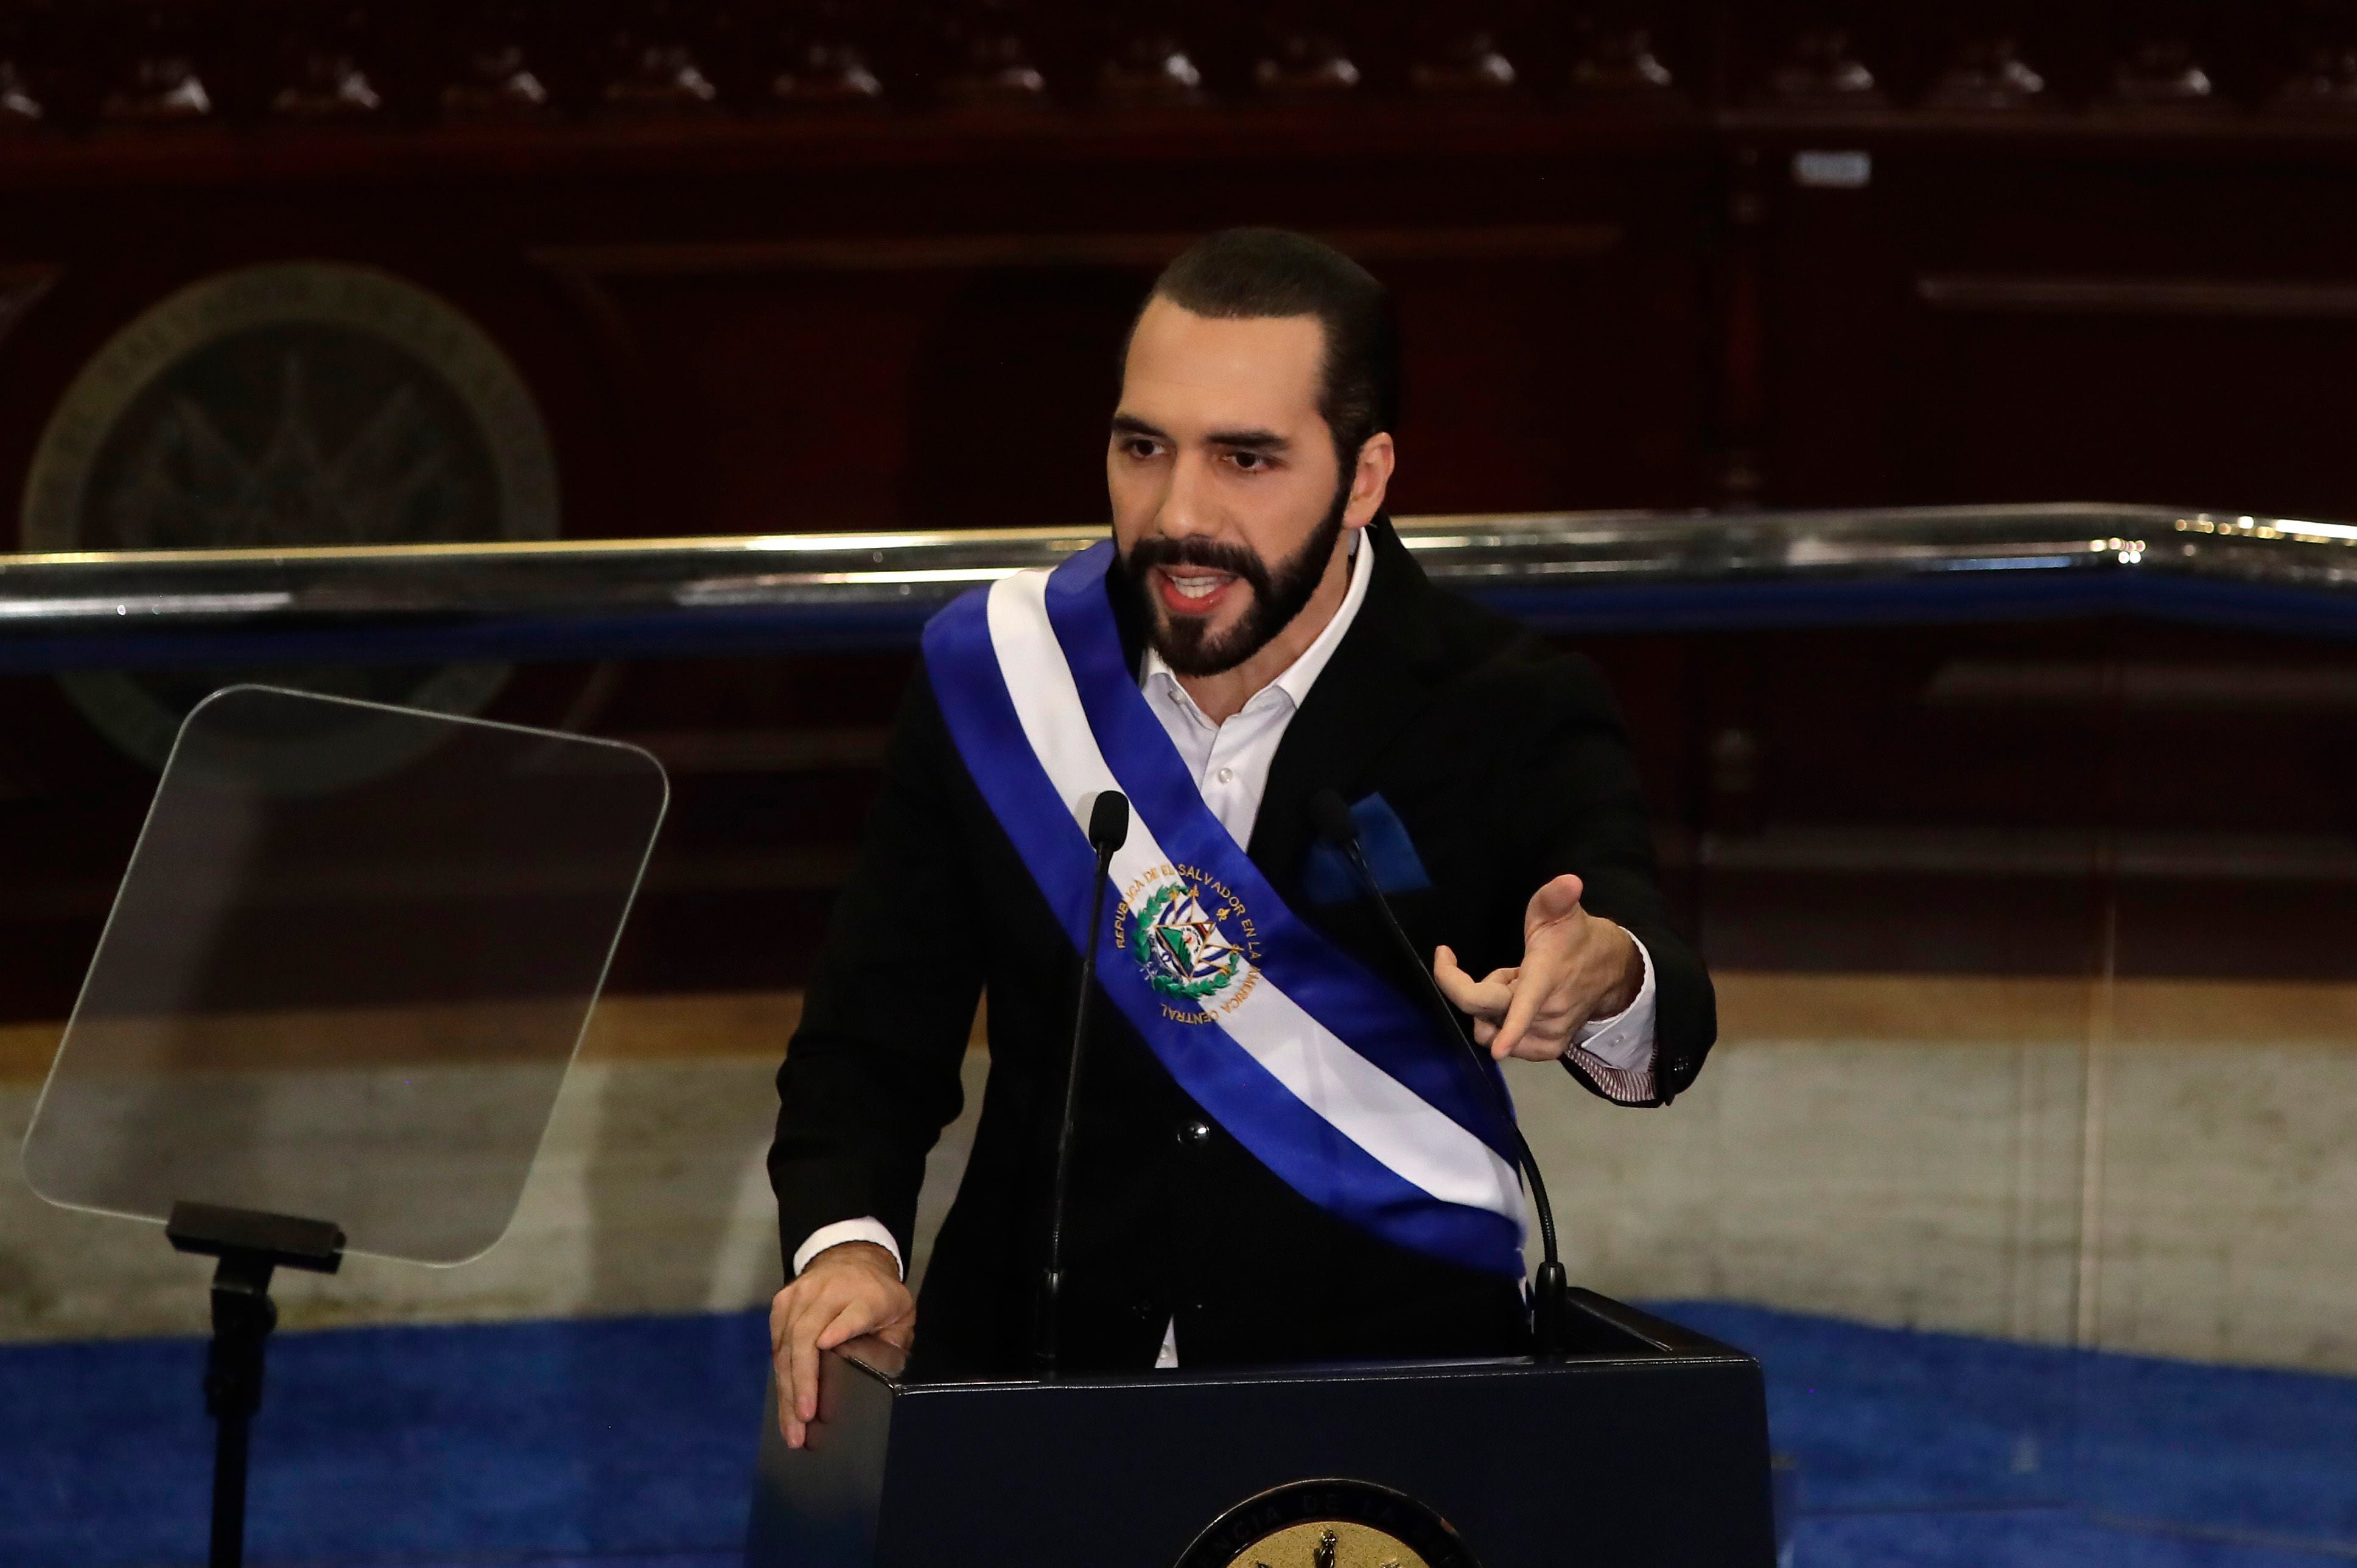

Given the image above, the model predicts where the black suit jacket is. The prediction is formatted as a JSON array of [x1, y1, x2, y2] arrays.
[[769, 519, 1715, 1378]]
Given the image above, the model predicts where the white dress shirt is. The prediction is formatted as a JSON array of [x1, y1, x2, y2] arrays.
[[793, 534, 1659, 1365]]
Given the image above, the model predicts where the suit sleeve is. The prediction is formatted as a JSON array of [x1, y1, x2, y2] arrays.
[[1495, 646, 1717, 1105], [769, 671, 986, 1273]]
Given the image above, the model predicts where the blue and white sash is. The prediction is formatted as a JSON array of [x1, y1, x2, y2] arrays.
[[922, 541, 1526, 1279]]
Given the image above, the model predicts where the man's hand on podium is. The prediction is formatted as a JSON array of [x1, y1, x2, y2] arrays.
[[1433, 873, 1642, 1061], [770, 1241, 915, 1449]]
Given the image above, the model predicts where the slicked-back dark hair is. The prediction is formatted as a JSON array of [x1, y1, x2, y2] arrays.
[[1135, 228, 1401, 470]]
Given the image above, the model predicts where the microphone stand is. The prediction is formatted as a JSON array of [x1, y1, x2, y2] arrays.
[[1035, 791, 1130, 1377], [1309, 792, 1573, 1357]]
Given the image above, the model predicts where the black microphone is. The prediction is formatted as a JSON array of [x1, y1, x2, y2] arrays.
[[1308, 789, 1573, 1358], [1035, 789, 1130, 1377]]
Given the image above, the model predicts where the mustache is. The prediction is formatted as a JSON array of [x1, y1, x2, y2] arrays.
[[1122, 535, 1274, 596]]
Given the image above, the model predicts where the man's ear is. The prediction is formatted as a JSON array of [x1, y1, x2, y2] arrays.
[[1344, 431, 1396, 528]]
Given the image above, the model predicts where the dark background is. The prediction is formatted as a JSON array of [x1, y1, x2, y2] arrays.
[[4, 0, 2356, 1019]]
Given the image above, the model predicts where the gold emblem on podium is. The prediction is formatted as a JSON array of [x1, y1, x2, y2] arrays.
[[1177, 1479, 1479, 1568], [1222, 1520, 1431, 1567]]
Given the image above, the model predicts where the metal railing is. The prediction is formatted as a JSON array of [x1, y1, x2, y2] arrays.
[[1, 503, 2352, 670]]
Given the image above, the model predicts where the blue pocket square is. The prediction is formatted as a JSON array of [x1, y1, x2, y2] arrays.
[[1301, 792, 1434, 905]]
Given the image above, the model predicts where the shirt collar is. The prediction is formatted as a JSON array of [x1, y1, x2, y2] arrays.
[[1139, 528, 1373, 715]]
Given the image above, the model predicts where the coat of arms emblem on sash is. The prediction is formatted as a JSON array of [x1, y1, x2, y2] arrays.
[[1113, 862, 1263, 1021]]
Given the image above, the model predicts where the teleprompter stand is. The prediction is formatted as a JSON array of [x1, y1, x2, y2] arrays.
[[166, 1201, 347, 1568], [745, 1289, 1777, 1567], [19, 687, 671, 1566]]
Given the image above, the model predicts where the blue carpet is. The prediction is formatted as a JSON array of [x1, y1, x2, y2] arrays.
[[0, 1312, 771, 1566], [1792, 1510, 2344, 1568], [1658, 1301, 2357, 1566], [1, 1303, 2350, 1566]]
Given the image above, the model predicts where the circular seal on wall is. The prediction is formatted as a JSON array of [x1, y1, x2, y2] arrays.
[[19, 261, 559, 771], [1174, 1479, 1482, 1568]]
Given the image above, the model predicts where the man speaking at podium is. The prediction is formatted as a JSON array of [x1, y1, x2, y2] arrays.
[[767, 229, 1715, 1446]]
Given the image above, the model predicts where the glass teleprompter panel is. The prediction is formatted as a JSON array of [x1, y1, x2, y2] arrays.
[[22, 685, 668, 1265]]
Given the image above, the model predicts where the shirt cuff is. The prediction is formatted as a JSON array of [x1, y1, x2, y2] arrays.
[[793, 1217, 904, 1279], [1564, 932, 1658, 1104]]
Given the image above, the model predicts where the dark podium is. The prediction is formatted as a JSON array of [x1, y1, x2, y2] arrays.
[[745, 1288, 1775, 1567]]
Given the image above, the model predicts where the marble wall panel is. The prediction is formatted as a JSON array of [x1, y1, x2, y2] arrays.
[[3, 979, 2352, 1378]]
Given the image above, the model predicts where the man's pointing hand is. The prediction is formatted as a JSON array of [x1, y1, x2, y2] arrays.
[[1432, 873, 1642, 1062]]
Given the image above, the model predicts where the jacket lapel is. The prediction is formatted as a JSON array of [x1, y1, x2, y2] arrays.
[[1247, 518, 1449, 887]]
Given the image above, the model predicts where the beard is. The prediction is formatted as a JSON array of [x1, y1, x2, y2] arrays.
[[1121, 480, 1351, 677]]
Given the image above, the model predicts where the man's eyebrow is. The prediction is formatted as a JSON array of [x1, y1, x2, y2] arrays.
[[1110, 413, 1170, 440], [1205, 427, 1289, 452]]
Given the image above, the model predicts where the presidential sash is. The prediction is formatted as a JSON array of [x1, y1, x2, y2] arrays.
[[921, 541, 1527, 1279]]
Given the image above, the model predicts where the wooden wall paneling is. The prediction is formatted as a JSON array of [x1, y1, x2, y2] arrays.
[[0, 193, 636, 548], [1623, 615, 2121, 977], [1753, 135, 1927, 507], [0, 265, 58, 353], [1636, 607, 2357, 982], [1376, 226, 1711, 513], [1707, 139, 1767, 504], [0, 264, 63, 544], [530, 234, 1184, 535], [530, 219, 1698, 536], [1891, 140, 2357, 520], [1908, 270, 2357, 517], [1742, 128, 2357, 516], [0, 665, 175, 1020]]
